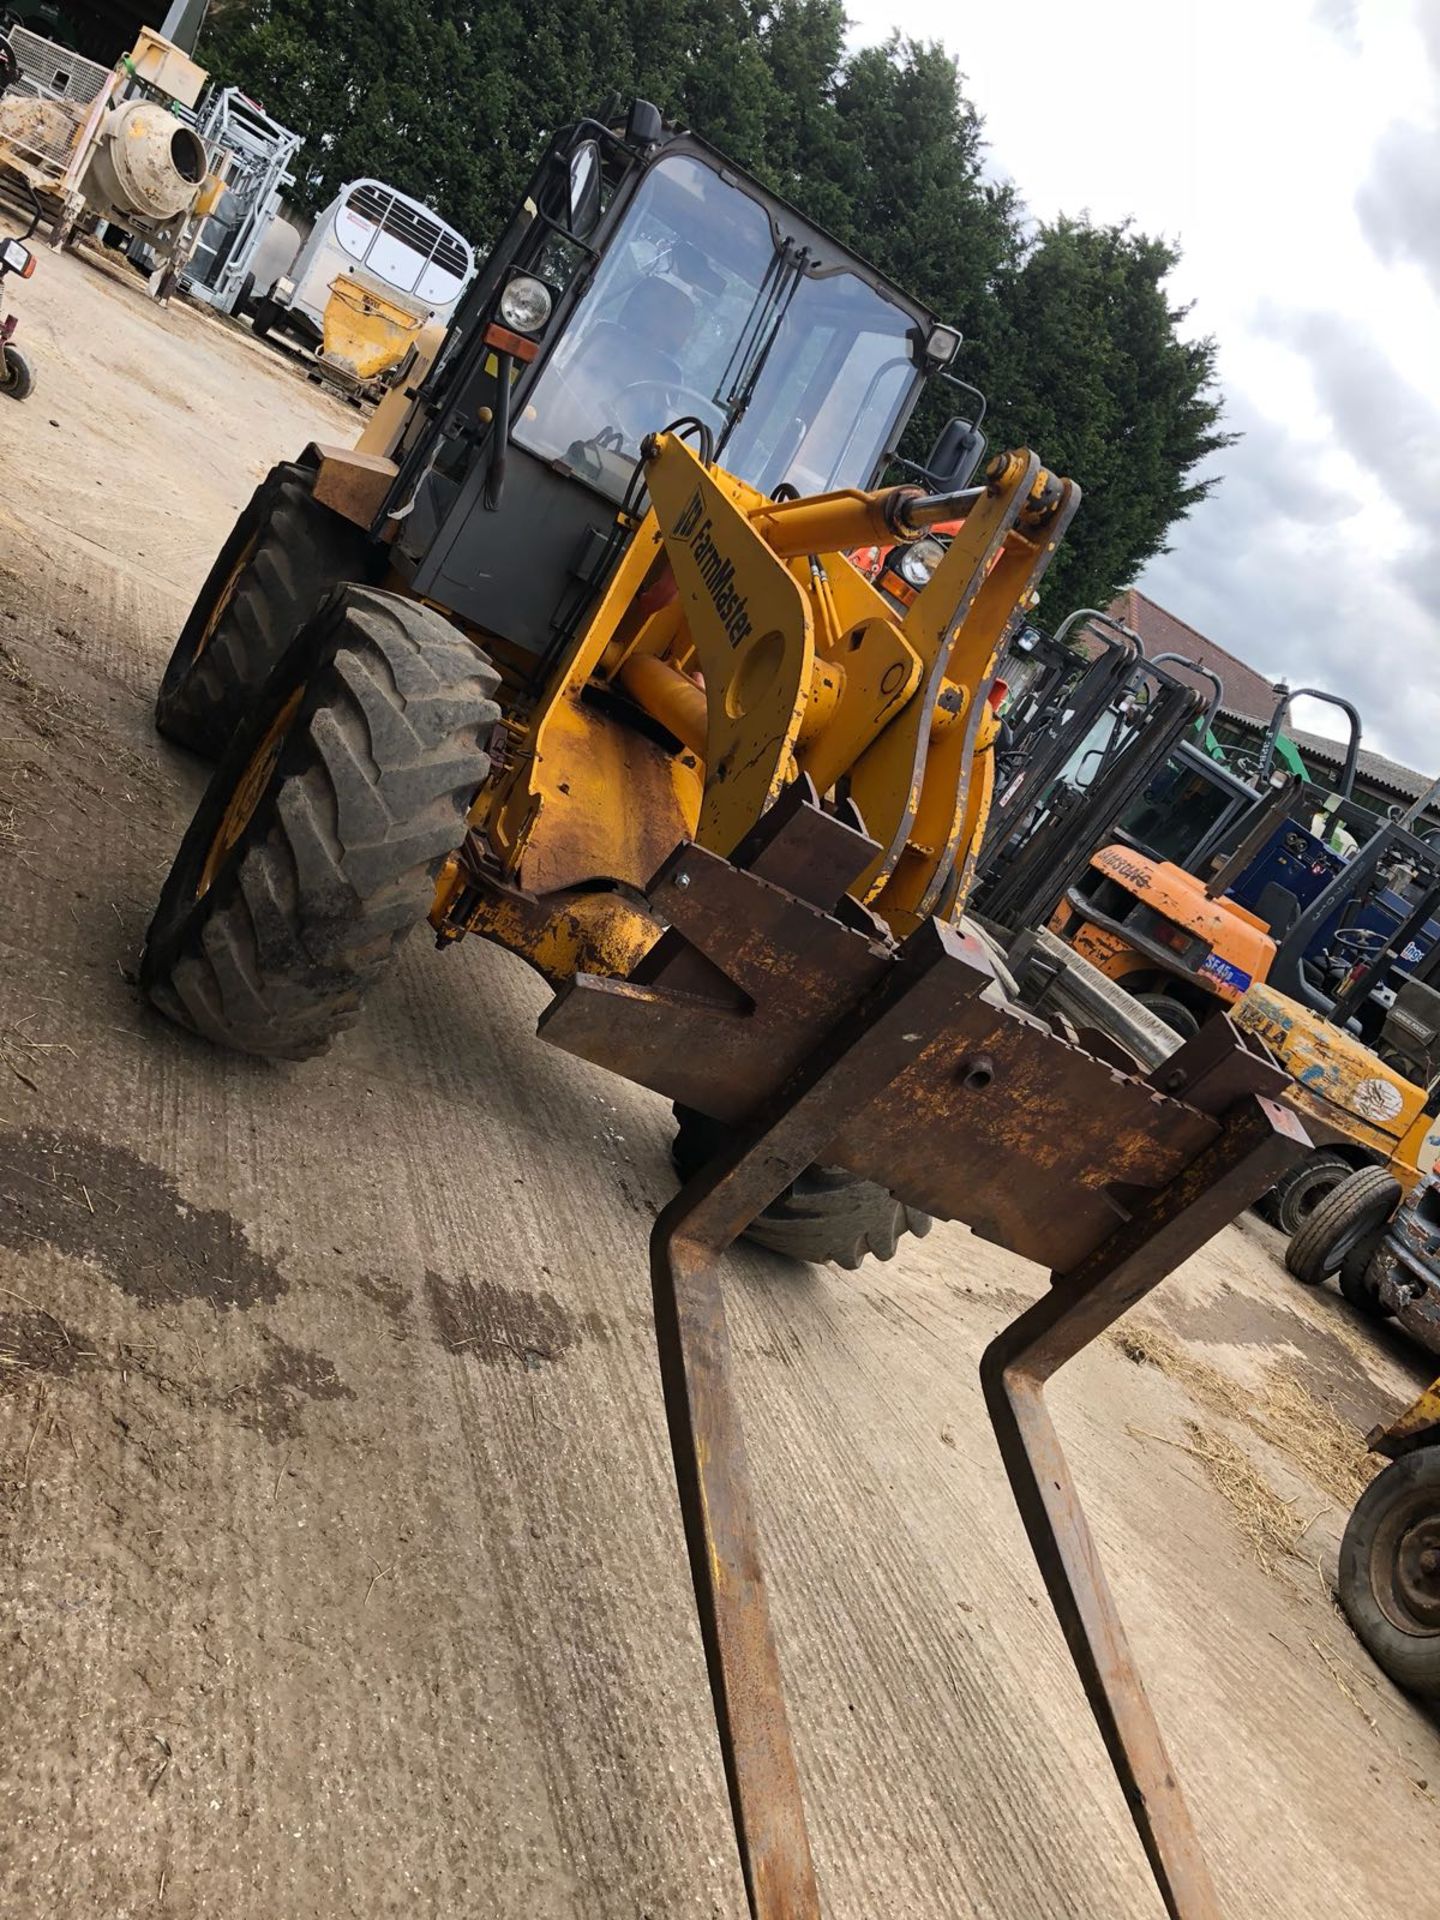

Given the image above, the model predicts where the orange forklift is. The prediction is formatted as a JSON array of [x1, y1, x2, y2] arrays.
[[1048, 684, 1364, 1038]]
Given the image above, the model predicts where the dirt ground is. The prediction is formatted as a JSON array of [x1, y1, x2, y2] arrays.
[[1, 223, 1438, 1920]]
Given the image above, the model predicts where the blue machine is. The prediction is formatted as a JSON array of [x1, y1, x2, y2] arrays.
[[1228, 817, 1345, 921], [1229, 814, 1440, 994]]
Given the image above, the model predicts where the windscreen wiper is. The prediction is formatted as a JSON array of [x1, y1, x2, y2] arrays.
[[714, 239, 808, 452]]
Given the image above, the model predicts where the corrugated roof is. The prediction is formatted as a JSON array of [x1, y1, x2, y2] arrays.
[[1286, 726, 1436, 806]]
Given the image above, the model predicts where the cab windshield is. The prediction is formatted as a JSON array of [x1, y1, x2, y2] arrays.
[[1118, 757, 1247, 863], [516, 152, 918, 501]]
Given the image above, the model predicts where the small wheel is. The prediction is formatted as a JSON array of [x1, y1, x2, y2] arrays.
[[250, 295, 279, 338], [1285, 1165, 1401, 1285], [1271, 1150, 1353, 1236], [1337, 1231, 1391, 1317], [235, 271, 255, 318], [672, 1105, 932, 1271], [1134, 992, 1200, 1041], [1339, 1448, 1440, 1696], [141, 586, 499, 1059], [0, 343, 33, 401], [156, 462, 369, 759]]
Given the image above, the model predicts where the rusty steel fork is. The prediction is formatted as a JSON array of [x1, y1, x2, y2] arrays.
[[542, 792, 1306, 1917], [647, 994, 1302, 1920]]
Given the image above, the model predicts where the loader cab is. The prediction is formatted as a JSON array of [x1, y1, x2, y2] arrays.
[[379, 107, 973, 673]]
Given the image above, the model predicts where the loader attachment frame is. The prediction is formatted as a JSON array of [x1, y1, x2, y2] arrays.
[[542, 783, 1306, 1919]]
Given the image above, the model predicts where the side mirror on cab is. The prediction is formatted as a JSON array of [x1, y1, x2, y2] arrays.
[[923, 415, 987, 492], [568, 140, 603, 240]]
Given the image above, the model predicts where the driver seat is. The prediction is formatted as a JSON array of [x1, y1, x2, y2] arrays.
[[563, 279, 695, 406], [1381, 978, 1440, 1083]]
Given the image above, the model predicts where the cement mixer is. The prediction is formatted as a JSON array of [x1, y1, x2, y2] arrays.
[[0, 25, 223, 294], [61, 90, 220, 286], [80, 97, 210, 229]]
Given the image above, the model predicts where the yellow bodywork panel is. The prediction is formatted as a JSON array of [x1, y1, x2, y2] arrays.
[[1370, 1376, 1440, 1459], [645, 436, 814, 853], [512, 689, 701, 897], [1233, 982, 1428, 1177], [322, 277, 426, 383], [457, 875, 663, 985], [484, 505, 669, 871], [790, 569, 922, 798]]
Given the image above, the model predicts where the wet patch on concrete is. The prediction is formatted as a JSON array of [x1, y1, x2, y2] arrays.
[[1162, 1287, 1429, 1430], [0, 1307, 93, 1392], [352, 1271, 411, 1332], [221, 1331, 355, 1441], [0, 1128, 285, 1309], [425, 1270, 613, 1368]]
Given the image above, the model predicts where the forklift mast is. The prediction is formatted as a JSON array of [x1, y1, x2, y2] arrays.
[[973, 628, 1211, 930]]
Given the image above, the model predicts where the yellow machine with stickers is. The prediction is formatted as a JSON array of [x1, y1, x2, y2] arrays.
[[1227, 779, 1440, 1231], [1234, 981, 1439, 1223]]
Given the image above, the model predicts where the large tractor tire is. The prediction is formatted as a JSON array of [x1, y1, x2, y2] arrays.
[[1338, 1447, 1440, 1697], [141, 586, 499, 1060], [1284, 1165, 1401, 1286], [672, 1105, 933, 1271], [1270, 1149, 1354, 1236], [155, 463, 370, 760]]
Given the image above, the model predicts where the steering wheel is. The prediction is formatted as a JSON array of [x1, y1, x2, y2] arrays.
[[1331, 926, 1389, 956], [613, 380, 723, 445]]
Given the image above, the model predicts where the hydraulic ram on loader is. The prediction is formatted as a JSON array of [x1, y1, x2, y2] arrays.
[[544, 781, 1308, 1920]]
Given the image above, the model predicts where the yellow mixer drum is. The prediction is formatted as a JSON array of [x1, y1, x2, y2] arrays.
[[320, 274, 424, 384]]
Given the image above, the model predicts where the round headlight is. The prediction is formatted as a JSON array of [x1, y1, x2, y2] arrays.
[[498, 274, 553, 334], [897, 535, 946, 589]]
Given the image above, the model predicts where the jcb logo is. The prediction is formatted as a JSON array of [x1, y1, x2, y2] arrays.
[[674, 489, 705, 542]]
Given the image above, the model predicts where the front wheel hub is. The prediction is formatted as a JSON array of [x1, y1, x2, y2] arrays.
[[1394, 1513, 1440, 1628]]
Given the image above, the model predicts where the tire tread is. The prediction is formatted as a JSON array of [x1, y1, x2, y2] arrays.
[[156, 465, 368, 759], [142, 587, 498, 1059], [1286, 1165, 1401, 1285]]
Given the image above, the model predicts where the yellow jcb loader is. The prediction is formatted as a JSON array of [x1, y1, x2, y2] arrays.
[[142, 102, 1305, 1920]]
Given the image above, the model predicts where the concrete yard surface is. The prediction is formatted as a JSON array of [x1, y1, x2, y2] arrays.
[[1, 226, 1438, 1919]]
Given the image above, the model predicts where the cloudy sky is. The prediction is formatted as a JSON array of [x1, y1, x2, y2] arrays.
[[847, 0, 1440, 766]]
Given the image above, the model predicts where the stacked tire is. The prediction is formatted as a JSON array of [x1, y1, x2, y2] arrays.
[[1284, 1165, 1401, 1292]]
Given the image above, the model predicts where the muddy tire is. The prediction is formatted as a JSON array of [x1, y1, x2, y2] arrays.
[[671, 1105, 933, 1271], [1339, 1449, 1440, 1696], [1271, 1150, 1354, 1237], [1338, 1231, 1391, 1317], [141, 586, 498, 1060], [155, 463, 369, 760], [1285, 1165, 1402, 1285]]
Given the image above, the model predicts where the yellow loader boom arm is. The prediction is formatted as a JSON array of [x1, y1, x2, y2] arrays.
[[438, 435, 1078, 973]]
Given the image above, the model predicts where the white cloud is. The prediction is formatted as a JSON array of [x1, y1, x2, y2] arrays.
[[845, 0, 1440, 773]]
